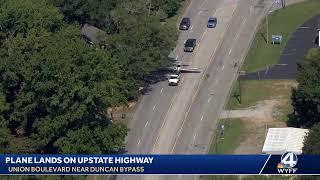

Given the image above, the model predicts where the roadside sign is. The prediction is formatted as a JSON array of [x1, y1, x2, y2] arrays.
[[239, 71, 246, 76]]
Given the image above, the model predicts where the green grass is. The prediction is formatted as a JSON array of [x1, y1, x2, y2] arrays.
[[227, 80, 295, 110], [208, 119, 245, 154], [202, 119, 245, 180], [242, 0, 320, 72]]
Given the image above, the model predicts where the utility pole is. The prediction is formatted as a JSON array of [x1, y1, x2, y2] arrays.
[[238, 78, 241, 104], [238, 71, 245, 104], [148, 0, 152, 15], [266, 13, 269, 44]]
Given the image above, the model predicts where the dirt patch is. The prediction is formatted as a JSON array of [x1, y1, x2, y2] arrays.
[[221, 99, 281, 121], [107, 101, 138, 124], [228, 99, 288, 154]]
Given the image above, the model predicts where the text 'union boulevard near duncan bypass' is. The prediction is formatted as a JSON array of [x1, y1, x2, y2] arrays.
[[8, 166, 145, 173]]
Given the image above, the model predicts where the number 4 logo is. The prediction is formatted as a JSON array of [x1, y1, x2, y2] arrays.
[[281, 152, 298, 168]]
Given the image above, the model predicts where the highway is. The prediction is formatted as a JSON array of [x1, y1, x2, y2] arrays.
[[118, 0, 276, 180], [125, 0, 228, 155]]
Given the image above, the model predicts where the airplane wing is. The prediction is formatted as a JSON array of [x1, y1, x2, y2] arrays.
[[180, 67, 201, 73]]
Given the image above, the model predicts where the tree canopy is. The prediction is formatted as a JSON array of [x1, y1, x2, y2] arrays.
[[0, 0, 181, 153], [290, 48, 320, 128], [0, 0, 128, 153], [303, 122, 320, 154]]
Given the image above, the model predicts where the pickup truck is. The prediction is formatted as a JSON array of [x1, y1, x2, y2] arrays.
[[168, 74, 180, 86]]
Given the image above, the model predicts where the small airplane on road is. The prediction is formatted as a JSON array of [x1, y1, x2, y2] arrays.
[[169, 62, 201, 74]]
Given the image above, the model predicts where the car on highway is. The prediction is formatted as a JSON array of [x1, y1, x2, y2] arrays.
[[179, 17, 191, 30], [184, 39, 196, 52], [168, 74, 180, 86], [207, 17, 217, 28]]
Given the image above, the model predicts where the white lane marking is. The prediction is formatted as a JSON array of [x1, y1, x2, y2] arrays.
[[137, 140, 141, 146], [145, 121, 149, 127], [221, 65, 225, 70], [235, 32, 240, 41], [193, 133, 197, 141], [160, 87, 163, 94], [190, 25, 193, 30], [228, 49, 232, 55], [175, 55, 179, 60], [208, 97, 212, 103], [199, 0, 207, 10], [180, 77, 185, 84], [242, 18, 247, 25], [199, 29, 208, 43], [200, 115, 204, 121], [153, 105, 156, 111]]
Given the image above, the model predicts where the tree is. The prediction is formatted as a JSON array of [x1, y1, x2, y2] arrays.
[[290, 48, 320, 127], [0, 0, 63, 42], [0, 0, 127, 154], [49, 0, 117, 28], [303, 122, 320, 154], [153, 0, 183, 18]]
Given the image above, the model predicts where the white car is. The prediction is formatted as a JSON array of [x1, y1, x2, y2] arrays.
[[168, 74, 180, 86]]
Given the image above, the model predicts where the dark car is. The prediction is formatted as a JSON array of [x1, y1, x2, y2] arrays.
[[179, 17, 191, 30], [207, 17, 217, 28], [184, 39, 196, 52]]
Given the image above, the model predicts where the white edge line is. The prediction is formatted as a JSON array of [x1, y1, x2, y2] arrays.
[[259, 154, 271, 174], [242, 18, 247, 25], [145, 121, 149, 127]]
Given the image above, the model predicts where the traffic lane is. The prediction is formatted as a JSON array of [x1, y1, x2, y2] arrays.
[[133, 7, 210, 154], [126, 0, 209, 155], [169, 7, 211, 63], [191, 0, 268, 155], [126, 79, 180, 153], [170, 0, 227, 63], [171, 0, 265, 155], [168, 3, 238, 154], [146, 0, 224, 155], [137, 83, 182, 153], [152, 3, 237, 154]]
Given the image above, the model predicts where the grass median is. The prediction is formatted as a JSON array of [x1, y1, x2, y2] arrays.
[[242, 0, 320, 72]]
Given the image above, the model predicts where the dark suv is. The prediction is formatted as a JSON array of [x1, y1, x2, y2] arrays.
[[184, 39, 196, 52], [179, 17, 191, 30]]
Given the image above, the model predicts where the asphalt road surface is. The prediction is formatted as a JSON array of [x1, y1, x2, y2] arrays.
[[116, 0, 287, 180], [242, 15, 320, 80]]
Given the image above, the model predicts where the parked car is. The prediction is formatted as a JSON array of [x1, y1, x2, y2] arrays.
[[179, 17, 191, 30], [184, 39, 196, 52], [207, 17, 217, 28]]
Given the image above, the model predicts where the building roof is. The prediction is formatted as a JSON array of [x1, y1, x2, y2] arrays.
[[81, 24, 105, 44], [262, 128, 309, 155]]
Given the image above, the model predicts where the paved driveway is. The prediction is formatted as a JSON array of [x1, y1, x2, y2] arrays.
[[242, 15, 320, 80]]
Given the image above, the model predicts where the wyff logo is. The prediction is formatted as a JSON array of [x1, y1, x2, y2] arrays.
[[277, 152, 298, 174]]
